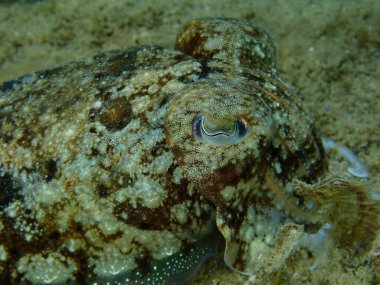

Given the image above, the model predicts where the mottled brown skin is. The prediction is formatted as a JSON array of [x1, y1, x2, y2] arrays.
[[0, 47, 215, 284], [0, 18, 377, 284], [169, 18, 377, 277]]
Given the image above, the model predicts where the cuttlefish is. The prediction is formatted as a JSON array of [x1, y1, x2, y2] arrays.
[[0, 18, 377, 284]]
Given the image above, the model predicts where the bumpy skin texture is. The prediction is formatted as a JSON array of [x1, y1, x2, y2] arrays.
[[0, 47, 214, 284], [0, 18, 376, 284], [171, 18, 327, 275]]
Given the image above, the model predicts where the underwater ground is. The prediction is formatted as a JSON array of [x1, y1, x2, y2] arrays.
[[0, 0, 379, 284]]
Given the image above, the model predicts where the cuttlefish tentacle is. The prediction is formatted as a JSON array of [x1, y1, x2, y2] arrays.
[[216, 202, 304, 276]]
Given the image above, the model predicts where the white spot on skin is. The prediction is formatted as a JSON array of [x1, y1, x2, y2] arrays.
[[204, 37, 225, 51], [66, 239, 84, 253], [274, 161, 282, 174], [64, 128, 75, 137], [170, 203, 190, 224], [127, 176, 167, 209], [0, 245, 7, 261], [146, 83, 159, 95], [91, 100, 102, 109], [131, 95, 152, 114], [17, 253, 77, 284], [149, 151, 174, 174], [23, 177, 66, 206], [254, 45, 265, 58], [161, 79, 186, 94], [4, 201, 20, 218], [264, 82, 277, 91], [91, 243, 137, 277], [173, 167, 183, 184], [221, 186, 236, 201]]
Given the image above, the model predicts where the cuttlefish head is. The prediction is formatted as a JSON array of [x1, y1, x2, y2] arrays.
[[166, 78, 275, 190], [166, 78, 291, 275]]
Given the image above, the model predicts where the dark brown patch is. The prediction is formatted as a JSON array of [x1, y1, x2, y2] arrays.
[[91, 147, 100, 156], [0, 173, 21, 209], [90, 96, 133, 131], [0, 131, 13, 145], [68, 249, 94, 285], [105, 49, 140, 76], [175, 22, 211, 63], [42, 159, 58, 182], [106, 144, 114, 153], [113, 201, 172, 231], [140, 140, 168, 165], [35, 65, 69, 81], [95, 184, 111, 198], [198, 155, 256, 208], [94, 46, 172, 80], [89, 126, 97, 133], [134, 250, 153, 276], [1, 76, 28, 93], [0, 212, 48, 284]]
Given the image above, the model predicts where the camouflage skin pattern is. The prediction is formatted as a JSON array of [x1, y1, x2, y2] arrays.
[[0, 18, 377, 284]]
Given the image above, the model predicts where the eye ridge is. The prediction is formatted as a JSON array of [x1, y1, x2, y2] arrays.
[[193, 114, 248, 146]]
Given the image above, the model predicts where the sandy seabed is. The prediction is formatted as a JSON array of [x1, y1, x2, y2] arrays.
[[0, 0, 379, 284]]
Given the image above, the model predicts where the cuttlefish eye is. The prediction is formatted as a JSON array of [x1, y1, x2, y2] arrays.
[[193, 114, 248, 146]]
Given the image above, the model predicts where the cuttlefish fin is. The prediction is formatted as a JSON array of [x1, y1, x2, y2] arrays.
[[293, 177, 379, 249], [265, 166, 379, 250]]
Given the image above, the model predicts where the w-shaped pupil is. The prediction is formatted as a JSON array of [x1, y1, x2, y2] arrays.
[[193, 114, 248, 146]]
